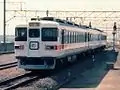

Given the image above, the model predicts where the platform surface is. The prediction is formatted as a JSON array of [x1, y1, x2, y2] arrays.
[[60, 49, 120, 90], [97, 50, 120, 90], [0, 54, 16, 65]]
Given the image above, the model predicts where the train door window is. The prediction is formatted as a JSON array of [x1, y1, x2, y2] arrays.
[[29, 29, 40, 38], [61, 30, 64, 44], [103, 35, 106, 40], [88, 33, 91, 41], [15, 27, 27, 41], [41, 28, 58, 41], [70, 32, 72, 43], [63, 30, 66, 44], [88, 33, 89, 41], [104, 35, 107, 40], [66, 31, 69, 44], [85, 32, 87, 42]]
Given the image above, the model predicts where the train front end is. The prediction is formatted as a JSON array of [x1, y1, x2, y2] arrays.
[[15, 21, 60, 70]]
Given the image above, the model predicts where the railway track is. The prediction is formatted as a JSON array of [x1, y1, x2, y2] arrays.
[[0, 72, 39, 90], [0, 62, 17, 70]]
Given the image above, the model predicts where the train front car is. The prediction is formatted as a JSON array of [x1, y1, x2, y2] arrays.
[[16, 20, 59, 70]]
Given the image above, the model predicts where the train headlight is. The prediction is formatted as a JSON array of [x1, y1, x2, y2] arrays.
[[29, 41, 39, 50]]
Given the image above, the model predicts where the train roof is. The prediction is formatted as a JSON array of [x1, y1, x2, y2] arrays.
[[15, 24, 27, 28], [30, 17, 104, 32]]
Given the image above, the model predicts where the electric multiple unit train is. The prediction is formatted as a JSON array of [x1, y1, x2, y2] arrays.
[[15, 17, 107, 70]]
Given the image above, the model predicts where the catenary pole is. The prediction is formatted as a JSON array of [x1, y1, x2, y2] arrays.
[[3, 0, 6, 51]]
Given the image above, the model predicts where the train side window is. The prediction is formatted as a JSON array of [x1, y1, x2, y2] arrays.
[[69, 31, 71, 43], [78, 33, 79, 43], [67, 31, 69, 43], [66, 31, 69, 44], [76, 32, 77, 43], [71, 32, 73, 43], [98, 34, 99, 40], [72, 32, 74, 43], [78, 33, 80, 43], [75, 32, 76, 43], [73, 32, 75, 43], [41, 28, 58, 41], [77, 33, 79, 43], [68, 31, 70, 43], [64, 30, 67, 44], [85, 32, 87, 42]]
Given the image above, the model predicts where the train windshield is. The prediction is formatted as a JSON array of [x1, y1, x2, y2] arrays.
[[15, 27, 27, 41], [29, 29, 40, 38], [42, 28, 58, 41]]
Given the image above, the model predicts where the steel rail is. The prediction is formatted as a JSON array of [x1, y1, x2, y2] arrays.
[[0, 62, 17, 70], [0, 72, 39, 90]]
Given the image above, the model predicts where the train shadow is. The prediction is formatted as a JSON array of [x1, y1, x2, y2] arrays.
[[60, 48, 118, 89], [30, 48, 119, 90]]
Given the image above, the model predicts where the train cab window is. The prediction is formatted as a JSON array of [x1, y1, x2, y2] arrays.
[[29, 29, 40, 38], [15, 27, 27, 41], [41, 28, 58, 41]]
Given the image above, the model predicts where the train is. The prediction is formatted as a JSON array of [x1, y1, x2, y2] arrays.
[[15, 17, 107, 70]]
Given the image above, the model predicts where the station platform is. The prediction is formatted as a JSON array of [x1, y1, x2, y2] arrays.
[[97, 50, 120, 90], [0, 53, 16, 65]]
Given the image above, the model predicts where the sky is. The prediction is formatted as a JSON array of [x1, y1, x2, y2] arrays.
[[0, 0, 120, 35]]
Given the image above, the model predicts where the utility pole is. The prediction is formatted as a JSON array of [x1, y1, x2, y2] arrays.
[[46, 10, 49, 17], [112, 22, 117, 51], [3, 0, 6, 51], [89, 22, 92, 28]]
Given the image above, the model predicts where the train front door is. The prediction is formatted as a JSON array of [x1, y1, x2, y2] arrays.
[[28, 28, 41, 57]]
